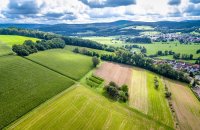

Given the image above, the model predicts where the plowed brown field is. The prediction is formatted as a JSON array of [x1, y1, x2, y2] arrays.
[[95, 62, 132, 86]]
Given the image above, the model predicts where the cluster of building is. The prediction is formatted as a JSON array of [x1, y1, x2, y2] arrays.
[[154, 58, 200, 100], [154, 59, 200, 73], [151, 33, 200, 43]]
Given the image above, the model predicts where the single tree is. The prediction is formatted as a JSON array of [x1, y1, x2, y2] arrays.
[[92, 56, 100, 67]]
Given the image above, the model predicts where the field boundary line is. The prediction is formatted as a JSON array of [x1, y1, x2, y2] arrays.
[[4, 84, 80, 130], [22, 57, 77, 82]]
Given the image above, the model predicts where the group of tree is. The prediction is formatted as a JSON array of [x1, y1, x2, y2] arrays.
[[105, 81, 129, 102], [156, 50, 175, 56], [74, 48, 191, 83], [124, 45, 147, 53], [125, 37, 152, 44], [173, 53, 193, 60], [12, 38, 65, 56]]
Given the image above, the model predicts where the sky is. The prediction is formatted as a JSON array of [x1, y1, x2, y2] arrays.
[[0, 0, 200, 24]]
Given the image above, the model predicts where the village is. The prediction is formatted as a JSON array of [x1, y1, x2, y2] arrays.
[[154, 58, 200, 100]]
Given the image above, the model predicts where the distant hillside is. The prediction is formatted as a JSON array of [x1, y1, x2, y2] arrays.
[[0, 20, 200, 36]]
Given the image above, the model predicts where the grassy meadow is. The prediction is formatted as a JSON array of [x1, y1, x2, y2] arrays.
[[27, 47, 94, 80], [0, 35, 39, 56], [6, 85, 173, 130], [0, 35, 39, 46], [0, 56, 74, 129]]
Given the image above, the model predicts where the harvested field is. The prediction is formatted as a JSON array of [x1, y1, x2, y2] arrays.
[[95, 62, 132, 86], [164, 78, 200, 130], [128, 67, 148, 114]]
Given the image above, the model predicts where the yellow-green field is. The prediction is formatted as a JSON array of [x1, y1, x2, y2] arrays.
[[0, 35, 38, 46], [6, 85, 173, 130], [0, 35, 39, 56]]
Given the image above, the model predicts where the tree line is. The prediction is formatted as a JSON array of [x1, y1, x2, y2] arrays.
[[1, 28, 118, 53], [125, 37, 152, 44], [12, 38, 65, 56], [74, 48, 191, 83]]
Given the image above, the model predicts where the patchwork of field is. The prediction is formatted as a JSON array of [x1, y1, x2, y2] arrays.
[[163, 79, 200, 130], [83, 36, 200, 62], [95, 62, 174, 127], [6, 85, 173, 130], [95, 62, 132, 86], [0, 35, 39, 46], [27, 48, 93, 80], [0, 55, 74, 129]]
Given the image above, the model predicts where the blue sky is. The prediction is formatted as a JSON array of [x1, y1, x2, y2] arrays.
[[0, 0, 200, 24]]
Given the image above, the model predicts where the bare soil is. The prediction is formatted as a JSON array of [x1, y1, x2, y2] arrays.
[[95, 62, 132, 86]]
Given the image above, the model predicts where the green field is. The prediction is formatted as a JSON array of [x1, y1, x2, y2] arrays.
[[27, 47, 93, 80], [134, 42, 200, 59], [0, 35, 39, 56], [83, 36, 126, 47], [6, 85, 173, 130], [146, 72, 174, 127], [0, 55, 74, 129], [0, 35, 39, 46]]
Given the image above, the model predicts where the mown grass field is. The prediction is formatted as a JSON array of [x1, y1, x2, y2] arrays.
[[0, 35, 39, 46], [146, 72, 174, 127], [6, 85, 173, 130], [0, 55, 74, 129], [129, 67, 148, 114], [27, 47, 93, 80], [163, 79, 200, 130], [0, 35, 39, 56]]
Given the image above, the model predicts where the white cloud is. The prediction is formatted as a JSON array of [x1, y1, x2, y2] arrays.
[[0, 0, 200, 23]]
